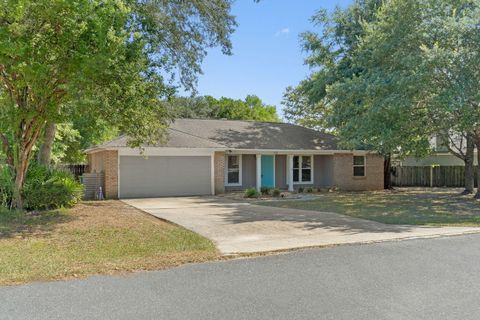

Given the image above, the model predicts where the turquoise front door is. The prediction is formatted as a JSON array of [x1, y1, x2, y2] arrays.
[[261, 155, 274, 188]]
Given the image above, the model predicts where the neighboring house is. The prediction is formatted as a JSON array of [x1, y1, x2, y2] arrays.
[[397, 135, 478, 167], [85, 119, 384, 199]]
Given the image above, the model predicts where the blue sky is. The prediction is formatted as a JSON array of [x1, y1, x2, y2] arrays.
[[192, 0, 352, 118]]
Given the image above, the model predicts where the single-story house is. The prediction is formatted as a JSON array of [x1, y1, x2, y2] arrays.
[[85, 119, 384, 198]]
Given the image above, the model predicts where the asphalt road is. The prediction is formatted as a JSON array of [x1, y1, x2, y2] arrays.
[[2, 234, 480, 320]]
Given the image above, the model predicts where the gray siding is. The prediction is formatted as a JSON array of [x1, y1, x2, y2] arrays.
[[275, 155, 287, 189], [286, 155, 334, 190], [314, 155, 334, 187], [119, 156, 211, 198], [242, 155, 256, 188], [225, 154, 256, 191], [274, 155, 334, 189], [224, 154, 335, 191]]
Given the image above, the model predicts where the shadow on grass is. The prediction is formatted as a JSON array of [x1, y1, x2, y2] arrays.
[[0, 208, 75, 239], [260, 190, 480, 226]]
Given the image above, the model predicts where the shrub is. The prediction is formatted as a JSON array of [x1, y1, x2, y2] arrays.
[[260, 186, 271, 195], [306, 187, 314, 193], [244, 187, 258, 198], [0, 165, 14, 209], [272, 188, 281, 197], [298, 187, 304, 193], [22, 164, 84, 211]]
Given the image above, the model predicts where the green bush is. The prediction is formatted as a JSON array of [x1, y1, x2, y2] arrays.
[[298, 187, 304, 193], [244, 187, 259, 198], [22, 164, 84, 211], [260, 186, 271, 195], [306, 187, 314, 193], [272, 188, 281, 197], [0, 165, 14, 209]]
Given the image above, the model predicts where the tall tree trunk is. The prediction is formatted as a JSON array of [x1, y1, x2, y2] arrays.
[[463, 133, 475, 195], [384, 154, 392, 189], [12, 156, 29, 209], [11, 120, 44, 210], [37, 123, 56, 166]]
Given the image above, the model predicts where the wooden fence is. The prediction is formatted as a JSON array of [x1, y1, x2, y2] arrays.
[[56, 164, 88, 179], [391, 166, 478, 187]]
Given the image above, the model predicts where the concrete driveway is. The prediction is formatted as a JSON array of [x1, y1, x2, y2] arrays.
[[123, 197, 480, 254]]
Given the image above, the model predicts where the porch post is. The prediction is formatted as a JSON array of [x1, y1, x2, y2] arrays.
[[287, 154, 294, 192], [256, 154, 262, 192]]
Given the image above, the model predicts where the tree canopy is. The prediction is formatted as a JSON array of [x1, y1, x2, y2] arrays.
[[166, 95, 279, 122], [283, 0, 480, 190], [0, 0, 236, 207], [283, 0, 480, 158]]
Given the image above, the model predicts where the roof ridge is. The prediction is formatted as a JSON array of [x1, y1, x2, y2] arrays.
[[176, 118, 283, 125], [168, 127, 229, 148], [176, 118, 335, 135]]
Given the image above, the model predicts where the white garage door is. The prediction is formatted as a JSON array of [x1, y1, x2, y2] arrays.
[[119, 156, 212, 198]]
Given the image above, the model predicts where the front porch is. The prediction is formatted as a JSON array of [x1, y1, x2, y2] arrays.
[[223, 153, 335, 192]]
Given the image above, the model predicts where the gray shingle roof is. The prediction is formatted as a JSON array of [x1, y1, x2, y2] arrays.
[[90, 127, 227, 149], [88, 119, 338, 151], [171, 119, 338, 150]]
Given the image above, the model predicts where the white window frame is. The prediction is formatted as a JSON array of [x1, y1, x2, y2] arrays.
[[353, 155, 366, 177], [225, 154, 242, 186], [292, 155, 313, 184]]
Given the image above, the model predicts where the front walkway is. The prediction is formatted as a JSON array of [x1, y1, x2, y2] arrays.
[[124, 197, 480, 254]]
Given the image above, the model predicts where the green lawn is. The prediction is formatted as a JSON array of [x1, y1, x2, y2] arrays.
[[260, 189, 480, 226], [0, 201, 218, 285]]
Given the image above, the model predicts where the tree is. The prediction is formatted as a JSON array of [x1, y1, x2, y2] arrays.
[[167, 95, 280, 122], [283, 86, 329, 131], [330, 0, 480, 191], [37, 123, 56, 165], [437, 132, 475, 194], [57, 117, 118, 164], [0, 0, 236, 208], [285, 0, 480, 191], [283, 0, 432, 189], [418, 0, 480, 194], [165, 96, 214, 119]]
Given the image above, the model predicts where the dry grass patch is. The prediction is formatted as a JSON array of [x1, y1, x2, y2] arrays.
[[0, 201, 219, 285], [260, 189, 480, 226]]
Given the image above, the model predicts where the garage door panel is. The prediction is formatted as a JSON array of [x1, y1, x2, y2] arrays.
[[119, 156, 211, 198]]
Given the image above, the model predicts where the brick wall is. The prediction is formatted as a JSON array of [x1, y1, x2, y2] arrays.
[[333, 153, 384, 191], [214, 151, 225, 194], [87, 152, 105, 173], [104, 150, 119, 199], [85, 150, 118, 198]]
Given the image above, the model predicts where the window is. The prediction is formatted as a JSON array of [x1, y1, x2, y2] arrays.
[[353, 156, 366, 177], [226, 155, 241, 185], [293, 155, 312, 183]]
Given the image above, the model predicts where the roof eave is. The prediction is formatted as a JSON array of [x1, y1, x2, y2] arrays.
[[223, 148, 375, 154], [84, 145, 229, 154]]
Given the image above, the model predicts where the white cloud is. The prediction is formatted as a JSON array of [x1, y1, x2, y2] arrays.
[[275, 27, 290, 37]]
